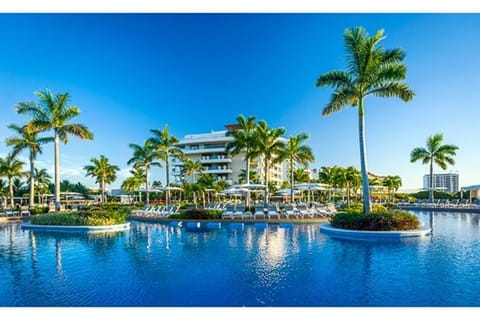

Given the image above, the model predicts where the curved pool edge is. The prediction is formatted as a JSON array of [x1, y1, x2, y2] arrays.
[[20, 222, 131, 233], [320, 223, 431, 239]]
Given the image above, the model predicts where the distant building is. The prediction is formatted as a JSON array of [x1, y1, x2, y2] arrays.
[[172, 127, 291, 186], [423, 173, 459, 193]]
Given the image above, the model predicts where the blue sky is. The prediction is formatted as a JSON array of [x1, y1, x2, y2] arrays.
[[0, 13, 479, 191]]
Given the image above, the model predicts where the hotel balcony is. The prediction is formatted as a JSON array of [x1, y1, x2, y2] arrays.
[[200, 158, 232, 164], [182, 147, 226, 155]]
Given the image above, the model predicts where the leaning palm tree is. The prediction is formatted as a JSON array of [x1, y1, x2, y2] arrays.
[[5, 123, 53, 208], [16, 89, 94, 211], [84, 155, 120, 203], [280, 132, 315, 203], [226, 114, 257, 207], [127, 140, 161, 204], [249, 120, 286, 206], [148, 125, 184, 207], [410, 133, 458, 202], [0, 153, 26, 208], [181, 158, 204, 208], [383, 175, 402, 202], [316, 27, 415, 213]]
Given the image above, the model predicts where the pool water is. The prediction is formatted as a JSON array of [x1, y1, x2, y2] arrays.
[[1, 211, 480, 307]]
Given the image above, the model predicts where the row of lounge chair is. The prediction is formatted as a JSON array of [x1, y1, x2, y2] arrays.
[[0, 209, 30, 217], [132, 205, 180, 217], [221, 203, 337, 220]]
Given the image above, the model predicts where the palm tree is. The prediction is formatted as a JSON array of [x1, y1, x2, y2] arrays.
[[16, 89, 94, 211], [316, 27, 415, 213], [333, 166, 361, 208], [5, 123, 53, 208], [33, 168, 52, 204], [410, 133, 458, 202], [13, 178, 27, 197], [249, 120, 286, 206], [121, 167, 145, 204], [280, 133, 315, 203], [0, 153, 26, 208], [197, 173, 216, 207], [84, 155, 120, 203], [238, 169, 260, 184], [383, 175, 402, 202], [318, 166, 336, 201], [127, 140, 161, 205], [181, 158, 204, 208], [148, 125, 184, 207], [226, 115, 257, 207], [293, 168, 311, 184]]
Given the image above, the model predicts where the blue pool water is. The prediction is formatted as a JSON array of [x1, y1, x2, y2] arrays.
[[1, 211, 480, 307]]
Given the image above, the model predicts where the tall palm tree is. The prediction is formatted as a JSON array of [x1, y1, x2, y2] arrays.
[[226, 115, 257, 207], [0, 153, 26, 208], [383, 175, 402, 202], [127, 140, 161, 205], [33, 168, 52, 204], [148, 125, 184, 207], [316, 27, 415, 213], [410, 133, 458, 202], [280, 132, 315, 203], [181, 158, 203, 208], [84, 155, 120, 203], [5, 123, 53, 208], [238, 169, 260, 184], [249, 120, 286, 206], [16, 89, 94, 211], [293, 168, 311, 184]]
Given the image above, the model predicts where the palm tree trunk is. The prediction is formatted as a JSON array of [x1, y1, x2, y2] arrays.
[[101, 178, 106, 203], [9, 178, 14, 208], [145, 165, 150, 205], [429, 159, 434, 202], [166, 157, 170, 207], [53, 131, 61, 211], [245, 155, 250, 208], [358, 99, 371, 213], [347, 184, 351, 208], [29, 153, 35, 208], [290, 157, 295, 203], [264, 160, 269, 207]]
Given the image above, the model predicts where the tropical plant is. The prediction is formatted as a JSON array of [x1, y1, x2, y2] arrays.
[[33, 168, 52, 204], [84, 155, 120, 203], [181, 158, 204, 207], [383, 175, 402, 202], [148, 125, 184, 207], [249, 120, 286, 206], [5, 123, 54, 207], [410, 133, 458, 202], [127, 140, 161, 204], [333, 166, 361, 208], [293, 168, 311, 184], [280, 132, 315, 202], [0, 153, 26, 208], [226, 114, 257, 206], [316, 27, 415, 213], [16, 89, 94, 211], [197, 173, 216, 207], [12, 178, 27, 197], [237, 168, 260, 184]]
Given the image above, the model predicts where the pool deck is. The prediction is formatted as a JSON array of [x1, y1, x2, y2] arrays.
[[128, 214, 329, 224]]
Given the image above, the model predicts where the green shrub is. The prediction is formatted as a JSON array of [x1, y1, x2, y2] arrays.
[[170, 209, 223, 220], [330, 210, 420, 231], [30, 208, 128, 226], [29, 206, 49, 215]]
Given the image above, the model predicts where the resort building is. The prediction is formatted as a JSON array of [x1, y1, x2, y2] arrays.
[[423, 172, 459, 193], [171, 126, 291, 186]]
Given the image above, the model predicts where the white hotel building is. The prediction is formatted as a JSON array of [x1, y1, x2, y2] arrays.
[[422, 172, 459, 193], [171, 126, 290, 186]]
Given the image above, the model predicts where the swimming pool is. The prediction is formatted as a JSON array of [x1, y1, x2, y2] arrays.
[[1, 211, 480, 307]]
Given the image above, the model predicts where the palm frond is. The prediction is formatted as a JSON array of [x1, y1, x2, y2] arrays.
[[322, 89, 357, 116], [316, 71, 353, 90], [367, 82, 415, 102]]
